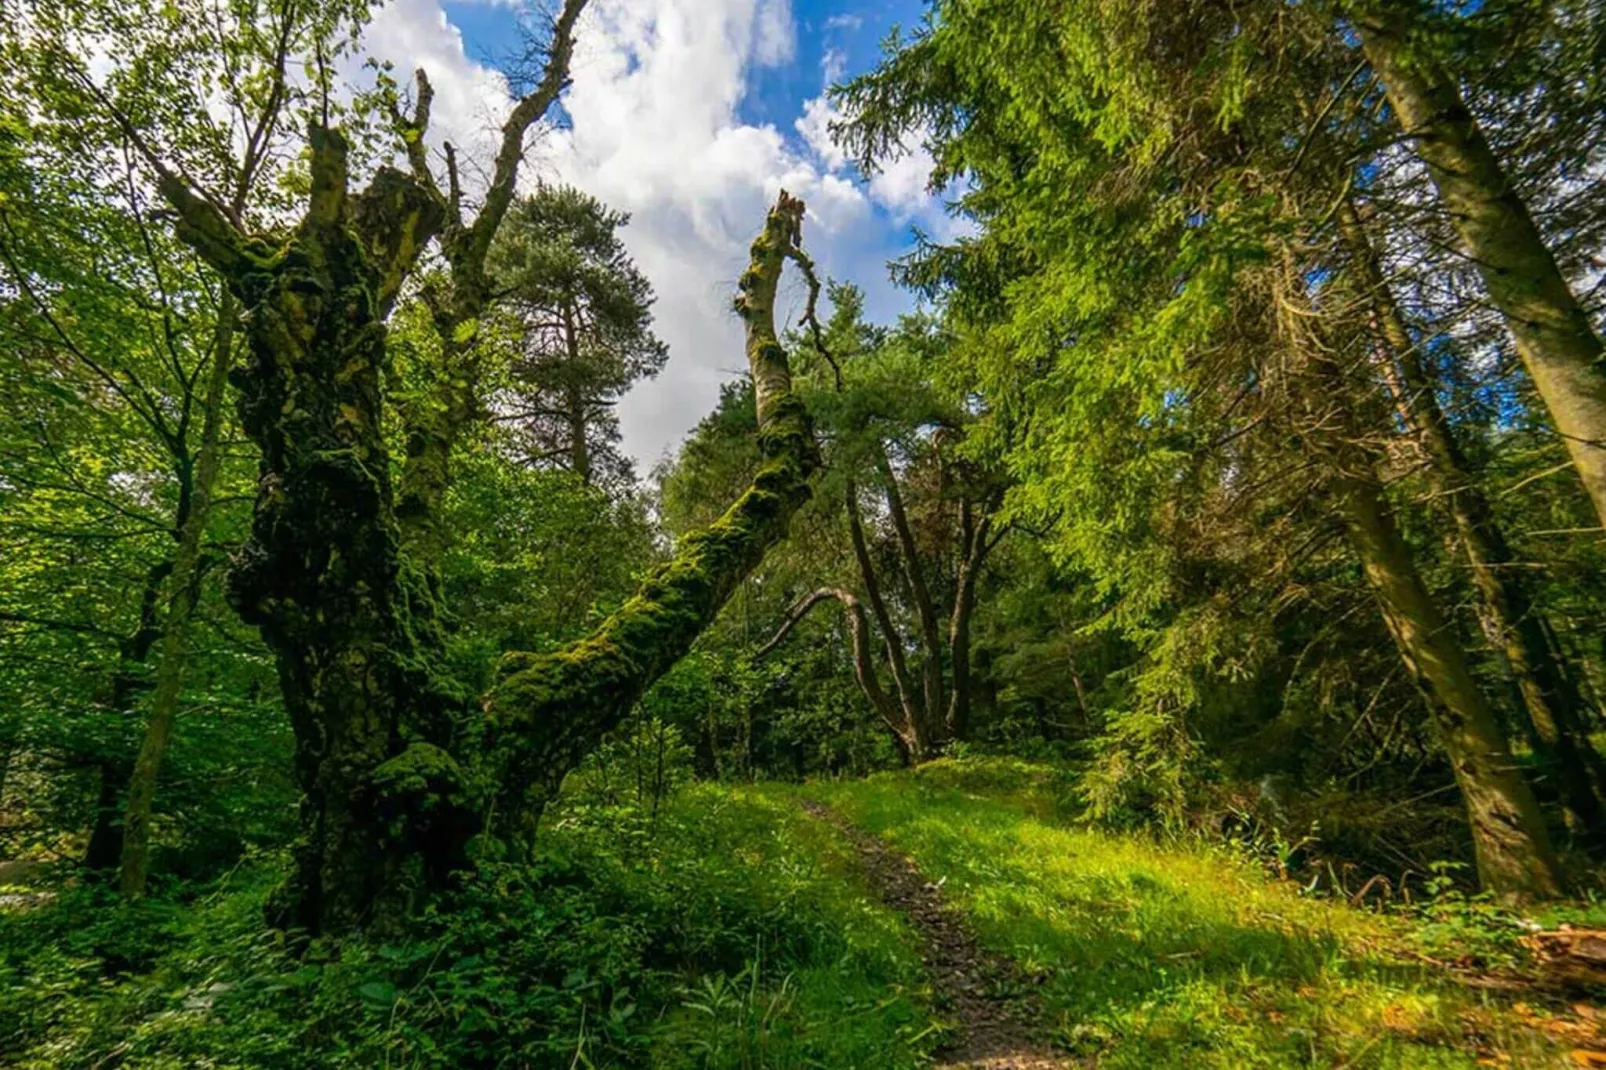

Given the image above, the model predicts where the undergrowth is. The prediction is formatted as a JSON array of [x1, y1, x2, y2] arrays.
[[0, 782, 933, 1069], [2, 756, 1594, 1068], [802, 757, 1577, 1068]]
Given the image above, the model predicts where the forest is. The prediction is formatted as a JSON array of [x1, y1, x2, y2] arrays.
[[3, 0, 1606, 1064]]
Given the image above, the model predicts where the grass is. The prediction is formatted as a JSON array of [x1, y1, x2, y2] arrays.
[[0, 757, 1583, 1067], [798, 757, 1571, 1068], [0, 783, 938, 1069]]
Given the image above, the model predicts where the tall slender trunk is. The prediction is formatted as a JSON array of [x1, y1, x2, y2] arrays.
[[1332, 470, 1562, 897], [560, 301, 593, 483], [1342, 204, 1606, 841], [946, 498, 994, 741], [1351, 5, 1606, 528], [1279, 240, 1561, 897], [82, 561, 170, 873], [877, 449, 947, 732], [846, 480, 928, 749], [118, 291, 238, 897]]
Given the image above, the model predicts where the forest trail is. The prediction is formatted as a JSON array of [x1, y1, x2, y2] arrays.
[[798, 798, 1074, 1069]]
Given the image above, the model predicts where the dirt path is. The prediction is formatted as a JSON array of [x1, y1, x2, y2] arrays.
[[799, 798, 1074, 1069]]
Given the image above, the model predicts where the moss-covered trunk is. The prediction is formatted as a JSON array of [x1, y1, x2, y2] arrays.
[[483, 192, 820, 834], [161, 129, 470, 934], [1351, 4, 1606, 528]]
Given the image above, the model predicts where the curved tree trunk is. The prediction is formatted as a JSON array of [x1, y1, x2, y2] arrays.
[[757, 588, 919, 758], [1350, 3, 1606, 528], [483, 191, 820, 834]]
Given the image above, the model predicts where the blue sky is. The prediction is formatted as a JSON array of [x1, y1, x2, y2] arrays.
[[375, 0, 940, 466]]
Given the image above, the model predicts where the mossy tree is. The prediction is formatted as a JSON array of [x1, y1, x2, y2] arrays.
[[30, 0, 823, 933]]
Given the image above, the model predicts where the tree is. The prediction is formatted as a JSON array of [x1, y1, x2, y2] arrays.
[[18, 0, 830, 933], [1344, 0, 1606, 529], [0, 83, 265, 884], [758, 300, 1009, 759], [486, 185, 668, 487], [832, 0, 1575, 896]]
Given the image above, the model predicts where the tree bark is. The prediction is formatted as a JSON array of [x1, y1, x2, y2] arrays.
[[1331, 469, 1563, 898], [947, 498, 995, 740], [118, 290, 237, 897], [1342, 202, 1606, 843], [145, 1, 584, 935], [757, 587, 919, 757], [876, 448, 947, 731], [482, 191, 821, 836], [159, 128, 463, 934], [846, 480, 925, 741], [1351, 4, 1606, 528], [81, 560, 170, 873]]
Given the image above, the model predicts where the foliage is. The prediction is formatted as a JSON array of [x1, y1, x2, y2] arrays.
[[809, 759, 1571, 1068], [0, 783, 934, 1068]]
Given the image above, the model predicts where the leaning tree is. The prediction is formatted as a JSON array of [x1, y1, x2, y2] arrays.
[[47, 0, 821, 934]]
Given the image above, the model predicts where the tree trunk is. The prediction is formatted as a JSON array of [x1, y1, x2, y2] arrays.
[[566, 381, 591, 484], [1342, 203, 1606, 843], [118, 291, 238, 897], [758, 588, 922, 757], [877, 449, 947, 731], [145, 5, 591, 935], [81, 762, 128, 872], [846, 481, 925, 743], [947, 498, 994, 741], [1332, 470, 1563, 897], [81, 561, 170, 874], [165, 130, 467, 934], [1351, 5, 1606, 528], [482, 191, 820, 837]]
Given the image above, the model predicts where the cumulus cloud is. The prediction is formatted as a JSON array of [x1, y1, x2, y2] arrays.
[[358, 0, 948, 468]]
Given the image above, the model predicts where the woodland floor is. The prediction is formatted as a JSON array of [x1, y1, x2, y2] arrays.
[[798, 797, 1069, 1069], [6, 758, 1606, 1067]]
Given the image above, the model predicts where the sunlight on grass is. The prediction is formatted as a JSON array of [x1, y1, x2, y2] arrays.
[[802, 758, 1565, 1068]]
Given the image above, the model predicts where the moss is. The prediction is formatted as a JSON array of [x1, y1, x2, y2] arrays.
[[483, 194, 822, 837], [372, 742, 464, 803]]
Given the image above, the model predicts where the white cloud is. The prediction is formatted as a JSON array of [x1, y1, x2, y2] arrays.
[[795, 93, 846, 171], [358, 0, 947, 468], [868, 138, 936, 218]]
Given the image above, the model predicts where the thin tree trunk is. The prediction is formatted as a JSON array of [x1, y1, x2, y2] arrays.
[[946, 498, 995, 741], [561, 301, 592, 483], [876, 449, 947, 744], [82, 560, 170, 873], [566, 382, 591, 483], [1351, 5, 1606, 527], [846, 480, 927, 746], [757, 587, 920, 756], [118, 291, 237, 897], [1342, 203, 1606, 841]]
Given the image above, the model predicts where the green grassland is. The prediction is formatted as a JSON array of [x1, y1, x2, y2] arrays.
[[0, 759, 1578, 1068]]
